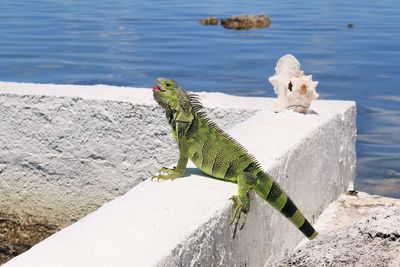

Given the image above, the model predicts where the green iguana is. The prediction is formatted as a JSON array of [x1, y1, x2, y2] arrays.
[[152, 77, 318, 239]]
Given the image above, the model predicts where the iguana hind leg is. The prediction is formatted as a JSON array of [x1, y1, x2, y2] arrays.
[[229, 172, 257, 238]]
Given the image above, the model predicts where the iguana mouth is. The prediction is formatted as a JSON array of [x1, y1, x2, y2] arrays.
[[152, 80, 166, 92], [152, 85, 161, 91]]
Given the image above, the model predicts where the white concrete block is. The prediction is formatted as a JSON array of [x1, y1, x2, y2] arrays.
[[0, 82, 263, 227], [3, 87, 356, 267]]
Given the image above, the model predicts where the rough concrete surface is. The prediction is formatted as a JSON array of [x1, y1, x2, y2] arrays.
[[0, 83, 263, 265], [273, 193, 400, 267], [0, 90, 257, 229], [3, 99, 356, 267]]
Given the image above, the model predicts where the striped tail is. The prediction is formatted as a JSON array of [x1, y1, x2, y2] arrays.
[[257, 176, 318, 239]]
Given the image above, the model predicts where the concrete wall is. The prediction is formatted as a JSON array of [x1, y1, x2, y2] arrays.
[[0, 82, 265, 228], [1, 83, 356, 267]]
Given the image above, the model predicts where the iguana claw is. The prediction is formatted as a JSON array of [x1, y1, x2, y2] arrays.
[[229, 195, 248, 239]]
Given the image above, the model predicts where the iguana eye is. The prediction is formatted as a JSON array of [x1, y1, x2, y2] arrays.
[[288, 81, 293, 92], [165, 82, 171, 87]]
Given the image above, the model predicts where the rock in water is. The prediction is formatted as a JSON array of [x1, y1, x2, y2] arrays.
[[220, 14, 271, 30], [199, 16, 219, 25]]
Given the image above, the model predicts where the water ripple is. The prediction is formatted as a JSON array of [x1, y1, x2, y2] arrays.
[[0, 0, 400, 197]]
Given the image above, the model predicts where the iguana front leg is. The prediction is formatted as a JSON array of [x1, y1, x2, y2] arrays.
[[152, 122, 189, 181], [153, 152, 188, 180]]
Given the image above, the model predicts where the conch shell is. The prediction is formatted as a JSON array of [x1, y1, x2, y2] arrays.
[[268, 54, 319, 113]]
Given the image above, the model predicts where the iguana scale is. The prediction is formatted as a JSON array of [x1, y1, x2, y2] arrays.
[[152, 77, 318, 239]]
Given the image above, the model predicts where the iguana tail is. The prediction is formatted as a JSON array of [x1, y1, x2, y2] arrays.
[[256, 172, 318, 240]]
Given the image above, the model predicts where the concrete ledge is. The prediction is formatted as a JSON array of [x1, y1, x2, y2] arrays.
[[2, 83, 356, 266], [0, 82, 263, 228]]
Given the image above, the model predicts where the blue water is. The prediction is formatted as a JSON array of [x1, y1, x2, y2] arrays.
[[1, 0, 399, 197]]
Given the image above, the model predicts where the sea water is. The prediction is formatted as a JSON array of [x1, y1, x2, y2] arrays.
[[0, 0, 399, 197]]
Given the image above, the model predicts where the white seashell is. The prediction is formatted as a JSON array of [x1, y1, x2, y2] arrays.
[[268, 54, 319, 113]]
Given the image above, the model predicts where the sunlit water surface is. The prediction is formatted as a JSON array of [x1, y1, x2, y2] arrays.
[[1, 0, 399, 197]]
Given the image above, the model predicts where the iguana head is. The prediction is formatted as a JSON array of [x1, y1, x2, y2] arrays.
[[152, 78, 178, 108], [152, 77, 194, 122]]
